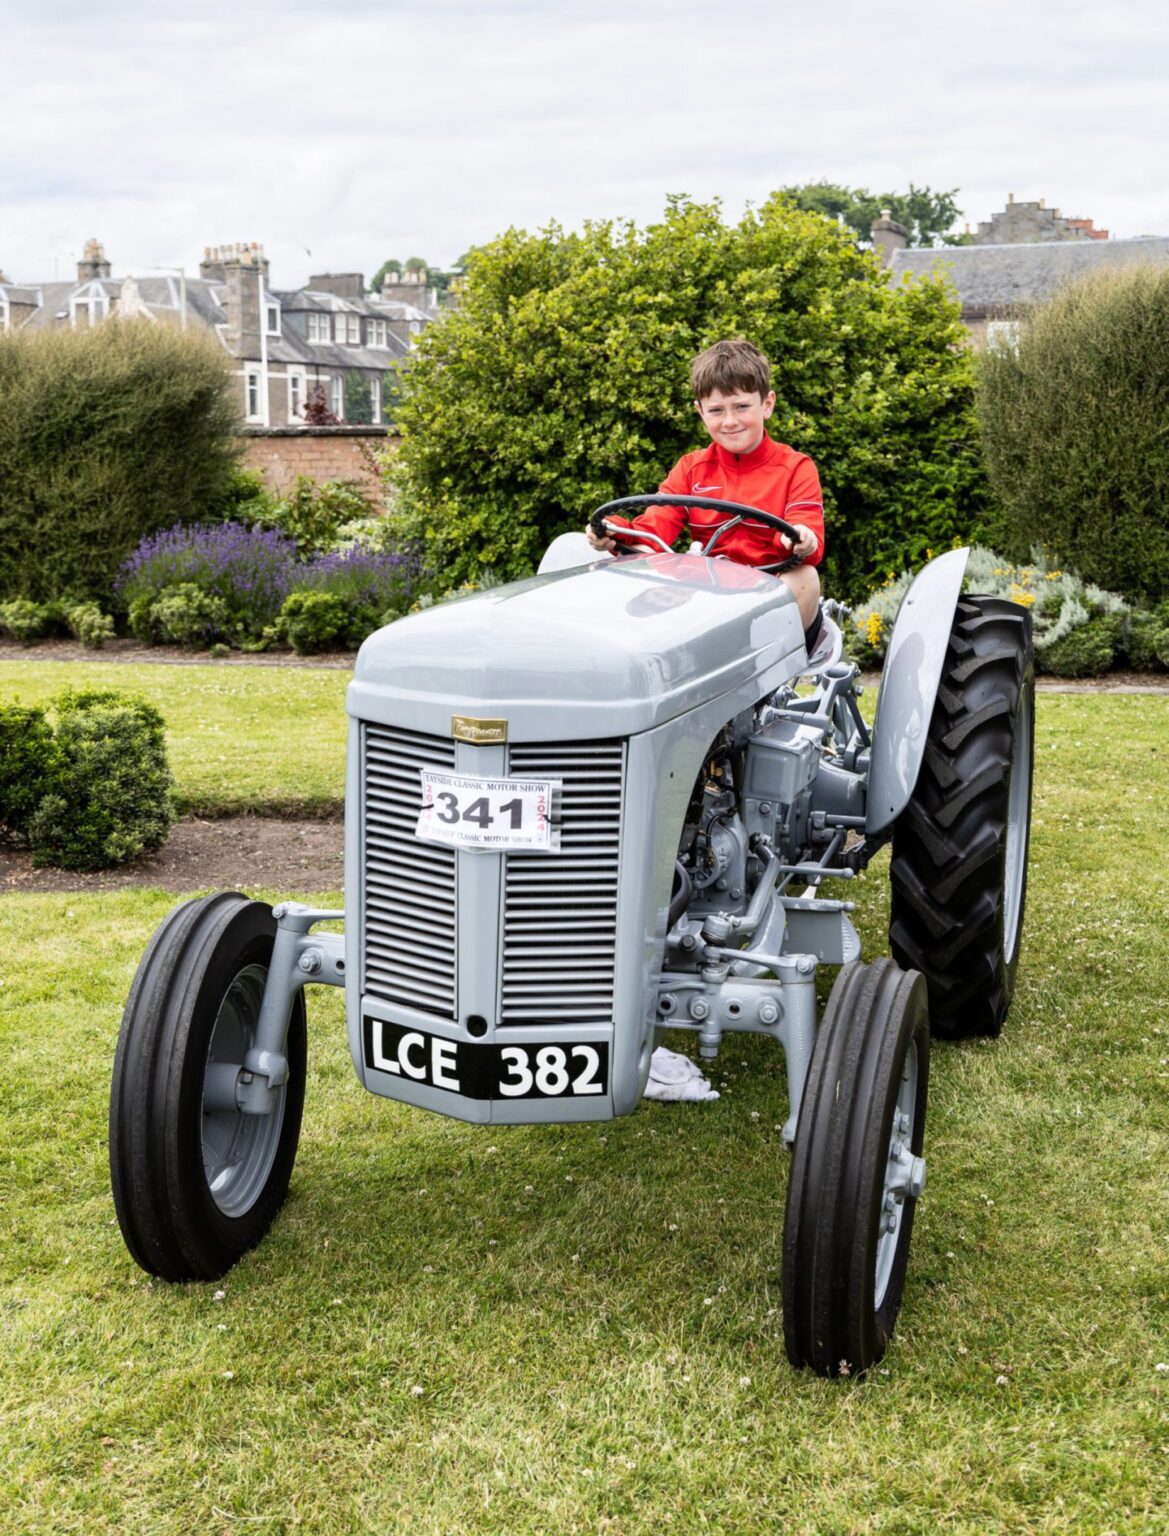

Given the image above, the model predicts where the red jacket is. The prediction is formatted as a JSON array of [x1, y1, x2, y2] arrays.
[[610, 435, 825, 567]]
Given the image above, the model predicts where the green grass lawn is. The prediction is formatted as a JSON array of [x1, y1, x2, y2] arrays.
[[0, 661, 350, 817], [2, 694, 1168, 1533]]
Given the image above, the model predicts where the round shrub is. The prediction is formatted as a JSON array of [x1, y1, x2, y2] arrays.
[[1037, 614, 1123, 677], [0, 598, 51, 643], [0, 705, 57, 843], [978, 266, 1169, 601], [27, 690, 174, 870], [150, 583, 232, 648], [66, 601, 115, 649], [276, 591, 351, 654]]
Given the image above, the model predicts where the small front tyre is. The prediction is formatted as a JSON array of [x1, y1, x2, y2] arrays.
[[783, 959, 930, 1378], [109, 892, 307, 1281]]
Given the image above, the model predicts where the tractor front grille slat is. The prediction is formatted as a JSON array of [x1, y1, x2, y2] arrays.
[[362, 724, 457, 1019], [501, 741, 624, 1026]]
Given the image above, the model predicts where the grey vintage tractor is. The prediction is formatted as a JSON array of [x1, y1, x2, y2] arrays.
[[110, 496, 1034, 1377]]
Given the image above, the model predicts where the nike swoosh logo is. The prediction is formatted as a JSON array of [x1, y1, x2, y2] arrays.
[[692, 484, 722, 493]]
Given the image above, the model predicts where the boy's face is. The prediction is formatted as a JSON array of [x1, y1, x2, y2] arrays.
[[696, 386, 775, 454]]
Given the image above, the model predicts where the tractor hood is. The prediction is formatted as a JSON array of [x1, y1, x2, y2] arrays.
[[348, 553, 806, 741]]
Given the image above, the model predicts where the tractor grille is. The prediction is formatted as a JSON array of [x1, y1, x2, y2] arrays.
[[362, 723, 457, 1020], [501, 741, 625, 1025]]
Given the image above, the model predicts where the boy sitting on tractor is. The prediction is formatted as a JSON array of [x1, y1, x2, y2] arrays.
[[585, 338, 831, 664]]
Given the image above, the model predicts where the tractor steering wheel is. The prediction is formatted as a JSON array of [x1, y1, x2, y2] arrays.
[[589, 494, 804, 564]]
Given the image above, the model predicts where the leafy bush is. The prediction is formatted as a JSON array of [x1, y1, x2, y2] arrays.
[[0, 322, 241, 603], [149, 583, 232, 648], [391, 195, 986, 599], [0, 598, 51, 643], [66, 602, 115, 649], [848, 545, 1137, 676], [275, 591, 352, 654], [0, 705, 57, 843], [977, 266, 1169, 602], [251, 476, 376, 558], [1038, 614, 1123, 678], [1, 689, 174, 868], [116, 521, 297, 640], [1123, 604, 1169, 670]]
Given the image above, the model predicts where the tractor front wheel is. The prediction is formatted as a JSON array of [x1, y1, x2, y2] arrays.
[[109, 892, 307, 1281], [783, 959, 930, 1378]]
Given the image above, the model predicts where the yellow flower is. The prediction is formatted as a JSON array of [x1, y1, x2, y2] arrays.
[[864, 611, 884, 647]]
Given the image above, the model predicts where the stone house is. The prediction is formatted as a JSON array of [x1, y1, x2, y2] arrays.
[[874, 199, 1169, 347], [0, 238, 439, 426]]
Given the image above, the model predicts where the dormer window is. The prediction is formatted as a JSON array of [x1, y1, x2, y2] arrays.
[[266, 303, 281, 336], [70, 290, 108, 328], [334, 313, 360, 344], [307, 312, 330, 342], [368, 318, 388, 348]]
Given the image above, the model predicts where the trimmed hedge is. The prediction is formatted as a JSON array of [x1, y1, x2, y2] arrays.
[[0, 321, 241, 604], [977, 266, 1169, 601], [0, 689, 174, 869]]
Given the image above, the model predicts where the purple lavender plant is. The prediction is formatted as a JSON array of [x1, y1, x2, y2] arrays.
[[295, 540, 425, 621], [116, 523, 298, 635]]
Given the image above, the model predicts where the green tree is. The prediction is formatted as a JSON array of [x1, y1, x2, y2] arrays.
[[369, 256, 459, 298], [977, 265, 1169, 601], [780, 182, 966, 247], [370, 257, 402, 293], [391, 195, 986, 598]]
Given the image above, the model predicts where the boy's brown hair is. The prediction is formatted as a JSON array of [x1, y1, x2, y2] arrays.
[[690, 339, 772, 402]]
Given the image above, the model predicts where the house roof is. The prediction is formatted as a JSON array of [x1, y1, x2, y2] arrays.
[[887, 236, 1169, 317]]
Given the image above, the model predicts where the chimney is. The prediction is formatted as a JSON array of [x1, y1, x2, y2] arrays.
[[77, 238, 111, 282], [870, 209, 909, 267], [206, 243, 268, 358], [307, 273, 365, 301]]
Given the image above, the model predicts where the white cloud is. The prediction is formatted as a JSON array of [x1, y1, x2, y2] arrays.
[[2, 0, 1166, 287]]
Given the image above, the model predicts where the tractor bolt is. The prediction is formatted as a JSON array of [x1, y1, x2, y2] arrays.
[[759, 803, 773, 818], [886, 1212, 898, 1233], [758, 1001, 779, 1025], [797, 956, 815, 975], [898, 1112, 911, 1135], [689, 997, 710, 1021]]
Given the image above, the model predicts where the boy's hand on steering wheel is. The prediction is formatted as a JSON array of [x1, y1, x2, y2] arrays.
[[785, 523, 819, 560], [585, 520, 616, 553]]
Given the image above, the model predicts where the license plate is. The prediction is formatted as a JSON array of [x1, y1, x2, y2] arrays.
[[415, 769, 562, 852], [363, 1017, 608, 1100]]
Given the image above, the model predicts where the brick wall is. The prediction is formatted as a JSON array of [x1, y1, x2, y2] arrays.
[[240, 426, 397, 493]]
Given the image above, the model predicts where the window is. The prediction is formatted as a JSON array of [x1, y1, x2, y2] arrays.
[[333, 313, 360, 344], [287, 368, 305, 421], [348, 314, 361, 344], [266, 303, 281, 335], [368, 317, 388, 348], [246, 370, 262, 421], [986, 320, 1021, 352], [307, 312, 329, 342], [330, 375, 344, 419], [70, 292, 108, 328], [370, 375, 382, 421]]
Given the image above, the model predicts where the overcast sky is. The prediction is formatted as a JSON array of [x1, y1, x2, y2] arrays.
[[2, 0, 1167, 289]]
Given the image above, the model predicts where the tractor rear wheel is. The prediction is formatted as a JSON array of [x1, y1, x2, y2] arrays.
[[889, 595, 1034, 1039], [783, 959, 930, 1377], [109, 892, 307, 1281]]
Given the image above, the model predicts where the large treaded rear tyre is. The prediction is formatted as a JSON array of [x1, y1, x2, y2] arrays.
[[783, 959, 930, 1378], [889, 595, 1034, 1040], [109, 892, 307, 1281]]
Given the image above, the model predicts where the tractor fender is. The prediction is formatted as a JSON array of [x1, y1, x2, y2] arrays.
[[864, 547, 970, 836]]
